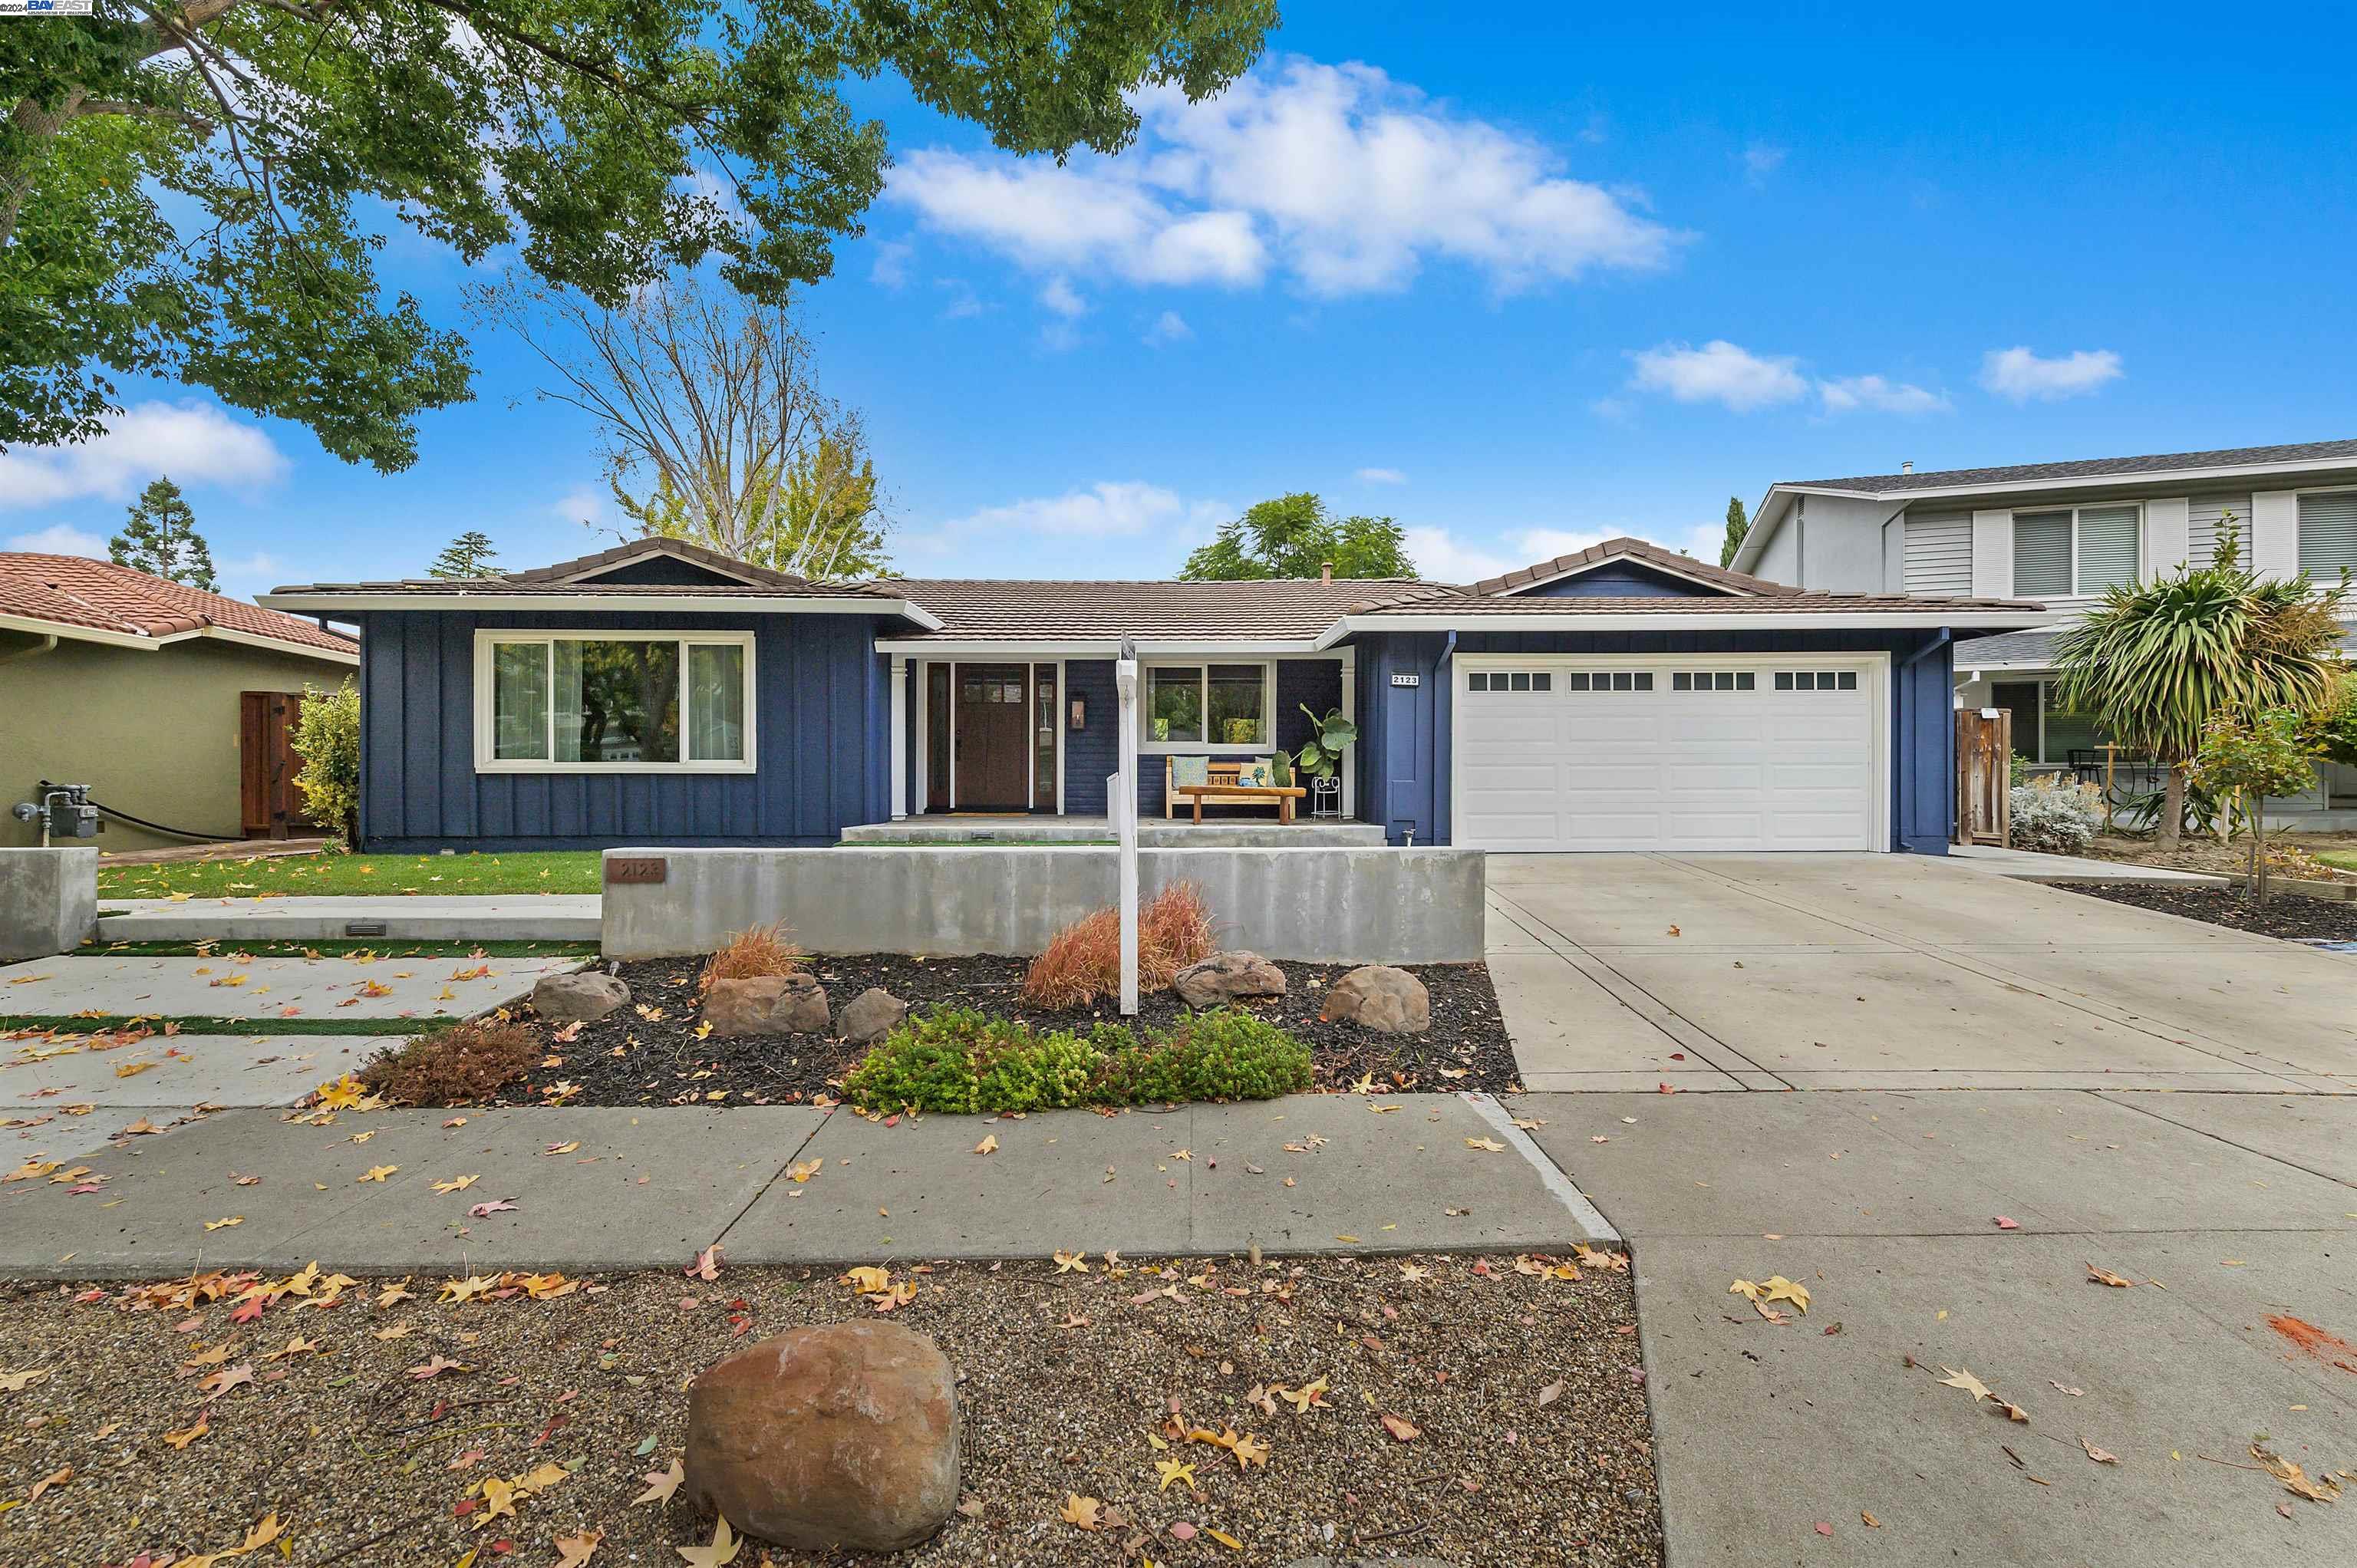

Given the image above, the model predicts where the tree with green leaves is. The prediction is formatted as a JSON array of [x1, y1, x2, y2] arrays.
[[2189, 707, 2316, 904], [428, 532, 499, 580], [2052, 521, 2346, 846], [618, 436, 891, 580], [1718, 496, 1749, 568], [1179, 493, 1418, 581], [2, 2, 1277, 471], [109, 476, 216, 590]]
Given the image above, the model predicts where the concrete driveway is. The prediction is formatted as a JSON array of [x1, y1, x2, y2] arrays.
[[1493, 855, 2357, 1565], [1488, 852, 2357, 1093]]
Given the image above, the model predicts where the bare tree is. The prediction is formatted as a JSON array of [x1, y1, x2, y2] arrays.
[[478, 275, 889, 579]]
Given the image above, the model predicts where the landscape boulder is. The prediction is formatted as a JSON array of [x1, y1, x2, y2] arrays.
[[1174, 950, 1288, 1010], [704, 973, 830, 1036], [531, 970, 630, 1023], [684, 1321, 960, 1552], [838, 987, 909, 1046], [1319, 965, 1430, 1034]]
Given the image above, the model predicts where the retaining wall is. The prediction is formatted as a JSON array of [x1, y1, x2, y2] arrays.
[[0, 848, 97, 962], [602, 845, 1485, 964]]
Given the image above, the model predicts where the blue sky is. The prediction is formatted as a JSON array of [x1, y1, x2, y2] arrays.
[[9, 3, 2357, 595]]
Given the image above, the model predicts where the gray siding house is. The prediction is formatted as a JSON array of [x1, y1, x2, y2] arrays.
[[1734, 437, 2357, 823]]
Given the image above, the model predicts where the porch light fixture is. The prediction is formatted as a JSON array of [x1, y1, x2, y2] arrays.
[[1070, 694, 1086, 731]]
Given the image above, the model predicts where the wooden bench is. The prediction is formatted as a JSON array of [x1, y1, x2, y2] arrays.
[[1165, 757, 1309, 824]]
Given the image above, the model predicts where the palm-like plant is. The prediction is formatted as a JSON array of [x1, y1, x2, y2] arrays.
[[2052, 524, 2346, 845]]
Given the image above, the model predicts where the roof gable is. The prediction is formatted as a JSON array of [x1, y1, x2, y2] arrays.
[[1473, 536, 1794, 598], [505, 537, 816, 589]]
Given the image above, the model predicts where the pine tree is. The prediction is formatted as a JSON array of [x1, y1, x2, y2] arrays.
[[429, 531, 500, 579], [110, 477, 218, 591], [1718, 496, 1749, 568]]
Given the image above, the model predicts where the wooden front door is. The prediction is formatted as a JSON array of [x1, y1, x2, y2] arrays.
[[954, 664, 1031, 809], [240, 691, 322, 838]]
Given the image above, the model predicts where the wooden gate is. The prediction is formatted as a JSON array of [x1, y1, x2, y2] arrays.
[[1955, 707, 2012, 847], [239, 691, 321, 838]]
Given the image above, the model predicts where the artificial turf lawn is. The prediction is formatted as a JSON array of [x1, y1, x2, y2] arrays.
[[96, 850, 604, 899]]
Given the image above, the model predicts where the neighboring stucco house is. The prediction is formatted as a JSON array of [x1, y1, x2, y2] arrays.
[[1735, 437, 2357, 823], [260, 535, 2039, 855], [1, 554, 361, 851]]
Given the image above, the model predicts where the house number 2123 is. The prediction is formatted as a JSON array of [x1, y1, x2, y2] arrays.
[[1389, 673, 1420, 687]]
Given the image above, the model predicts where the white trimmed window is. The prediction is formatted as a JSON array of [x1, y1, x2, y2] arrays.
[[2298, 490, 2357, 578], [1144, 662, 1273, 751], [2013, 503, 2141, 597], [476, 631, 754, 772]]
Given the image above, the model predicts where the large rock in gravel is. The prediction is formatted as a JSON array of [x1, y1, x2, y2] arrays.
[[1319, 964, 1429, 1034], [1174, 950, 1288, 1010], [837, 987, 908, 1046], [684, 1322, 960, 1552], [531, 970, 630, 1023], [703, 973, 829, 1036]]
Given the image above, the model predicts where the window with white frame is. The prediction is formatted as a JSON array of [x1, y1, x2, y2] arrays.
[[2298, 490, 2357, 578], [2013, 503, 2141, 597], [1145, 663, 1271, 749], [479, 632, 753, 771]]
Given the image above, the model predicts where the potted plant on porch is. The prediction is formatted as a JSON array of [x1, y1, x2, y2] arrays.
[[1276, 704, 1356, 815]]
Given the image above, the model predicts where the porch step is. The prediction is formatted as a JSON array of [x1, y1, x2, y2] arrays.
[[841, 818, 1389, 848], [94, 895, 603, 944]]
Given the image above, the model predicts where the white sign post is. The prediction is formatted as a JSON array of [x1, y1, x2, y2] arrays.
[[1113, 641, 1141, 1016]]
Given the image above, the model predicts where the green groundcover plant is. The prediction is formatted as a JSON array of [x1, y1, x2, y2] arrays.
[[842, 1006, 1312, 1115]]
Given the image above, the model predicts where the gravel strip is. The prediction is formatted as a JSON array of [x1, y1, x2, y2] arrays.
[[0, 1254, 1657, 1567], [469, 955, 1517, 1109], [2055, 881, 2357, 941]]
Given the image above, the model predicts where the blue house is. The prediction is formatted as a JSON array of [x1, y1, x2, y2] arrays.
[[262, 535, 2042, 854]]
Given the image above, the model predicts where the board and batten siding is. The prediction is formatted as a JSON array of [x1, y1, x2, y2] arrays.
[[2187, 494, 2253, 569], [355, 609, 892, 851], [1901, 512, 1974, 597]]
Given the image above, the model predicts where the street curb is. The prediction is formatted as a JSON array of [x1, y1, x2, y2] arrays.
[[1459, 1091, 1624, 1250]]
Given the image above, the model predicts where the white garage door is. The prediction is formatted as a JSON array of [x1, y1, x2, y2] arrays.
[[1453, 658, 1884, 852]]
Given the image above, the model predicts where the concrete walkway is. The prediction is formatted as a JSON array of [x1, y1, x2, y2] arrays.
[[5, 1031, 395, 1150], [94, 894, 602, 944], [1525, 1089, 2357, 1566], [1946, 842, 2229, 883], [1488, 853, 2357, 1093], [0, 951, 580, 1019], [0, 1092, 1617, 1280]]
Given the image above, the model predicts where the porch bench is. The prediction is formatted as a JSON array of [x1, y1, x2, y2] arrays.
[[1165, 757, 1307, 825]]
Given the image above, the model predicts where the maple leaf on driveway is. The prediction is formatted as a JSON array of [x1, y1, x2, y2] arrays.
[[197, 1363, 255, 1400], [685, 1244, 723, 1282], [632, 1458, 685, 1507], [467, 1197, 519, 1219], [432, 1174, 480, 1194], [1937, 1366, 1996, 1402], [407, 1354, 470, 1380], [1060, 1493, 1103, 1530], [676, 1515, 742, 1567], [554, 1531, 602, 1566]]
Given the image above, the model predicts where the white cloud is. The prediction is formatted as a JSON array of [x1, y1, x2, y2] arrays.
[[1628, 340, 1807, 412], [870, 240, 911, 290], [1143, 309, 1192, 346], [5, 522, 107, 557], [1355, 467, 1407, 485], [550, 485, 611, 533], [1039, 276, 1089, 318], [0, 400, 287, 510], [1978, 346, 2123, 402], [1742, 142, 1787, 184], [1402, 526, 1519, 584], [928, 482, 1230, 545], [216, 550, 287, 598], [888, 57, 1680, 298], [1818, 374, 1950, 415], [937, 278, 989, 319]]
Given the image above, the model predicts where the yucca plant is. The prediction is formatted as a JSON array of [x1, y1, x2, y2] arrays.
[[2052, 522, 2345, 846]]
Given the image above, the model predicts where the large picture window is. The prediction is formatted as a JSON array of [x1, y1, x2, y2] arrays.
[[1144, 662, 1272, 750], [2013, 503, 2141, 598], [477, 632, 753, 772]]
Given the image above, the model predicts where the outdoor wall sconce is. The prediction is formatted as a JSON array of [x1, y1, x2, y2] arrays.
[[1069, 695, 1086, 730]]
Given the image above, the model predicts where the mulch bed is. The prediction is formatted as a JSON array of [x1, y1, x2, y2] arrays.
[[0, 1256, 1661, 1568], [468, 955, 1516, 1109], [2056, 881, 2357, 942]]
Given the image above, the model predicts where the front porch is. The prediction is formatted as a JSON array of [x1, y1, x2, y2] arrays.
[[840, 815, 1386, 847]]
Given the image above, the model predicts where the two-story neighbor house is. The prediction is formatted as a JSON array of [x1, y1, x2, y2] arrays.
[[1734, 438, 2357, 824]]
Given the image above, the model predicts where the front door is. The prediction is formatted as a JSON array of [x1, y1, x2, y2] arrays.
[[954, 664, 1031, 809]]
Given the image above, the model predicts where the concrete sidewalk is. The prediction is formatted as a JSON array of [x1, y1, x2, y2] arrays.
[[0, 951, 579, 1020], [1525, 1089, 2357, 1566], [0, 1092, 1617, 1280], [94, 894, 602, 944], [4, 1030, 396, 1150]]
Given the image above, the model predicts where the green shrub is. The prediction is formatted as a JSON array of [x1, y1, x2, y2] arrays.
[[290, 680, 361, 848], [842, 1007, 1311, 1115]]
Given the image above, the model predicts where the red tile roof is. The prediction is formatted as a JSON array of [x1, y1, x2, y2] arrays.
[[0, 554, 358, 657]]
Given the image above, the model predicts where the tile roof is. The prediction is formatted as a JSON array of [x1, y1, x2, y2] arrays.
[[1467, 535, 1799, 597], [1788, 437, 2357, 495], [882, 577, 1448, 642], [0, 553, 358, 656], [266, 578, 871, 599], [1355, 590, 2045, 617], [503, 536, 860, 590]]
